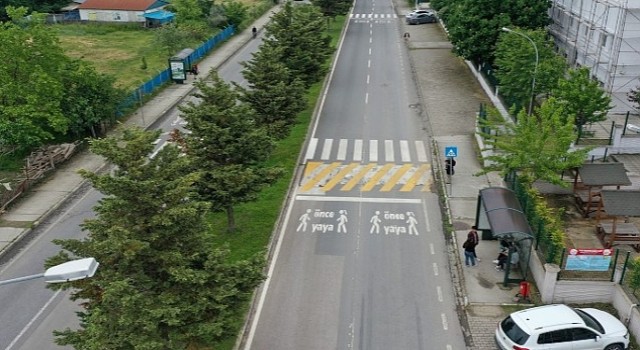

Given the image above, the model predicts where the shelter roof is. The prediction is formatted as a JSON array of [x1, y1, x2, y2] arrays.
[[78, 0, 166, 11], [144, 10, 174, 20], [479, 187, 533, 240], [577, 163, 631, 187], [601, 190, 640, 217]]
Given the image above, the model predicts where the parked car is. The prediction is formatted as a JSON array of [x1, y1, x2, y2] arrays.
[[406, 13, 437, 24], [405, 9, 434, 18], [495, 304, 629, 350]]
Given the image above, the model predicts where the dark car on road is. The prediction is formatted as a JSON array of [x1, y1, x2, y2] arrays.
[[406, 13, 437, 24]]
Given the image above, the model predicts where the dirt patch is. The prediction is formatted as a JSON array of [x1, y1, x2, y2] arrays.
[[544, 192, 640, 256]]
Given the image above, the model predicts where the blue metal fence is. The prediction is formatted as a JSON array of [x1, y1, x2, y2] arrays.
[[116, 26, 236, 116]]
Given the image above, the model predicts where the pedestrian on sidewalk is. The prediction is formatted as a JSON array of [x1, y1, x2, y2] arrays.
[[468, 225, 480, 262], [463, 236, 477, 267]]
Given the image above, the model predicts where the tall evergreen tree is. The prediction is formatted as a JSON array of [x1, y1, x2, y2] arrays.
[[47, 127, 264, 349], [262, 2, 333, 87], [180, 71, 282, 231], [237, 44, 307, 139]]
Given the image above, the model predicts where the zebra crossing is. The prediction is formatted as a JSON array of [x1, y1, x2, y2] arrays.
[[305, 138, 429, 163], [300, 162, 432, 193], [350, 13, 398, 19], [300, 139, 432, 193], [350, 13, 398, 23]]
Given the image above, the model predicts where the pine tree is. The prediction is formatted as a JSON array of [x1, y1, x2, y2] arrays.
[[237, 44, 307, 139], [180, 71, 282, 231], [47, 127, 264, 349]]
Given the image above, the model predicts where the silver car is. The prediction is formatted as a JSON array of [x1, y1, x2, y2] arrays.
[[406, 13, 437, 24]]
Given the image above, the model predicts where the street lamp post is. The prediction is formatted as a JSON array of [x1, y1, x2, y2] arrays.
[[0, 257, 99, 287], [501, 27, 539, 115]]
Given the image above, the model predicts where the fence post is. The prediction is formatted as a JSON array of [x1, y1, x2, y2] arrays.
[[541, 263, 561, 303], [619, 250, 632, 284], [611, 248, 621, 282]]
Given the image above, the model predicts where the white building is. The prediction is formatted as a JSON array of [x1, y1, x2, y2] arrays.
[[78, 0, 168, 23], [550, 0, 640, 114]]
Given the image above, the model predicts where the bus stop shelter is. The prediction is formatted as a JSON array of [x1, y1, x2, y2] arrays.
[[476, 187, 534, 285]]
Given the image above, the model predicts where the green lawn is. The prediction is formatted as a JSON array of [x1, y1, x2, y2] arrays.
[[55, 23, 204, 90]]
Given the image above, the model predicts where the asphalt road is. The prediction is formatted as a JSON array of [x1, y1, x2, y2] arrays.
[[245, 0, 466, 348], [0, 34, 261, 350]]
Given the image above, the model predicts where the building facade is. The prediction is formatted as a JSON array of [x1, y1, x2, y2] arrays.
[[78, 0, 168, 24], [549, 0, 640, 114]]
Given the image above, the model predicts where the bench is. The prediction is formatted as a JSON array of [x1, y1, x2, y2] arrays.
[[597, 222, 640, 249], [574, 190, 602, 217]]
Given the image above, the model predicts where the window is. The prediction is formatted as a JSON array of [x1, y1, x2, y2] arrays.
[[501, 317, 530, 345], [574, 308, 605, 334], [571, 327, 598, 341], [538, 329, 572, 344]]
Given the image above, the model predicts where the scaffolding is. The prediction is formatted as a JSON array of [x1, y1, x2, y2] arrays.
[[549, 0, 640, 113]]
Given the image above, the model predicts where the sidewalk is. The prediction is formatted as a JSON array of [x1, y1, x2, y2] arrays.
[[1, 5, 513, 350]]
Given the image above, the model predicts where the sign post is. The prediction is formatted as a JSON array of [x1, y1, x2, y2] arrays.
[[444, 146, 458, 190]]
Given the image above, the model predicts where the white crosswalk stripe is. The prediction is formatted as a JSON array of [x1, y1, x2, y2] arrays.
[[350, 13, 398, 20], [305, 138, 429, 163], [353, 139, 363, 162], [385, 140, 394, 162], [370, 140, 378, 162], [337, 139, 348, 161], [321, 138, 333, 160]]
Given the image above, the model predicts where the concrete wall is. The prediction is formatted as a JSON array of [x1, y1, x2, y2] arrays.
[[79, 9, 145, 22]]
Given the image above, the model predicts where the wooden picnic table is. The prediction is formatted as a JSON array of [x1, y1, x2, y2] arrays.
[[597, 222, 640, 249]]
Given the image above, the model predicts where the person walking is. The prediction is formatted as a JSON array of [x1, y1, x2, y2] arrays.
[[468, 225, 480, 262], [463, 236, 477, 267]]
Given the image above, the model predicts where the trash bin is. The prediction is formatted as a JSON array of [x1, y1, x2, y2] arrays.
[[514, 281, 531, 303], [168, 48, 194, 84]]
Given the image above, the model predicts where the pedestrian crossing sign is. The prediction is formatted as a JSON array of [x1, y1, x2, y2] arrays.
[[445, 146, 458, 158]]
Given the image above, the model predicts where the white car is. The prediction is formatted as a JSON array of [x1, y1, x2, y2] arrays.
[[495, 304, 629, 350], [405, 9, 434, 18]]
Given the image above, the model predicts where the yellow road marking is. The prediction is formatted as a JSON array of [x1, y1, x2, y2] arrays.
[[362, 164, 394, 191], [304, 161, 322, 178], [300, 162, 341, 192], [322, 163, 359, 192], [381, 164, 413, 191], [401, 164, 430, 192], [341, 164, 375, 191], [422, 176, 434, 192]]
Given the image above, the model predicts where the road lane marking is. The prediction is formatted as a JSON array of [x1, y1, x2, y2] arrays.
[[337, 139, 348, 161], [437, 286, 443, 302], [400, 164, 429, 191], [400, 140, 410, 162], [433, 262, 439, 276], [441, 313, 448, 330], [321, 138, 333, 160], [295, 195, 421, 203], [353, 140, 363, 161], [341, 163, 375, 191], [380, 164, 412, 191], [415, 140, 427, 162], [300, 162, 340, 192], [430, 243, 435, 255], [303, 161, 323, 178], [369, 140, 378, 162], [6, 290, 63, 350], [305, 137, 318, 160], [322, 163, 358, 191], [362, 164, 393, 191], [384, 139, 394, 162]]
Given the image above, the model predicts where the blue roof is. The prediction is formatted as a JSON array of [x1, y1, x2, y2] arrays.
[[144, 10, 174, 20]]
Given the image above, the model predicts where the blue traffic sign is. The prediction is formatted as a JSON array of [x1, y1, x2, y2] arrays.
[[444, 146, 458, 158]]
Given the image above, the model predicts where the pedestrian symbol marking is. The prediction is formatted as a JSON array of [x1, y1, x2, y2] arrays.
[[444, 146, 458, 158]]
